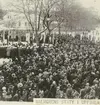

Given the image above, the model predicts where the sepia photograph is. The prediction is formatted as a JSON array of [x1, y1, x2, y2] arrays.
[[0, 0, 100, 103]]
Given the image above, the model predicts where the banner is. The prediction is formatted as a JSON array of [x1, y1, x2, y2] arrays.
[[26, 33, 30, 43], [34, 98, 100, 105], [0, 99, 100, 105]]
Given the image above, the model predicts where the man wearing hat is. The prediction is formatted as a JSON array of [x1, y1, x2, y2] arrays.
[[89, 86, 96, 99], [66, 84, 73, 99]]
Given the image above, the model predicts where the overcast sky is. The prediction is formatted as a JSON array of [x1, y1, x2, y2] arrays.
[[0, 0, 100, 15]]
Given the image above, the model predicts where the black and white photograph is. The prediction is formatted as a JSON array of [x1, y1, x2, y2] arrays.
[[0, 0, 100, 102]]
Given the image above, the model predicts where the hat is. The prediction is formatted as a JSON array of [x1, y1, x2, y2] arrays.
[[96, 71, 99, 74], [86, 83, 89, 86], [39, 73, 42, 77], [52, 81, 56, 85], [91, 72, 95, 75], [67, 83, 71, 87], [17, 83, 23, 88], [12, 73, 16, 77], [2, 87, 6, 90], [31, 72, 34, 75]]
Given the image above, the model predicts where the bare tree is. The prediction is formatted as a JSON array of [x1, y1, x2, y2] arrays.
[[42, 0, 56, 35], [9, 0, 59, 43], [8, 0, 99, 41]]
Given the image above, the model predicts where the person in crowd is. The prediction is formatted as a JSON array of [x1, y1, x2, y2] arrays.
[[0, 33, 100, 101]]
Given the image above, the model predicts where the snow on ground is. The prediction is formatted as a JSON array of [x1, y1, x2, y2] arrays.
[[0, 58, 12, 66]]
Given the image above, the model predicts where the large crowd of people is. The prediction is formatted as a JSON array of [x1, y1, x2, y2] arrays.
[[0, 34, 100, 101]]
